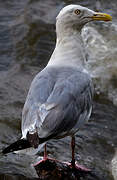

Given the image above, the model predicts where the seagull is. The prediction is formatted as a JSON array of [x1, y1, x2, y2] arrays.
[[2, 5, 112, 170]]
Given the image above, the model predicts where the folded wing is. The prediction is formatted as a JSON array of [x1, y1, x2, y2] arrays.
[[22, 67, 93, 144]]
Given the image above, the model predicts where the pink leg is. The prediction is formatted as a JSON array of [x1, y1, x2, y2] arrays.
[[71, 136, 75, 167], [33, 144, 48, 166], [44, 144, 47, 160], [33, 144, 61, 167], [70, 136, 90, 172]]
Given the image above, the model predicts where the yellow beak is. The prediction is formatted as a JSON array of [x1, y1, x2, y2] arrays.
[[92, 12, 112, 21]]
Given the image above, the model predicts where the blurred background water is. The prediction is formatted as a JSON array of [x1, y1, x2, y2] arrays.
[[0, 0, 117, 179]]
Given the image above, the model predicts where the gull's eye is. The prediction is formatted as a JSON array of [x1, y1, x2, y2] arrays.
[[74, 9, 81, 15]]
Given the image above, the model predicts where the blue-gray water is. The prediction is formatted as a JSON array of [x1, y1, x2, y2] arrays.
[[0, 0, 117, 179]]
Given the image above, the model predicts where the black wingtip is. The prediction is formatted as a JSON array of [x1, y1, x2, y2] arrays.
[[2, 139, 31, 154]]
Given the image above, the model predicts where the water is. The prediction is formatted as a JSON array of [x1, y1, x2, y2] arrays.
[[0, 0, 117, 179]]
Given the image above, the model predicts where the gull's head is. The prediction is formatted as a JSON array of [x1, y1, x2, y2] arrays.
[[56, 5, 112, 35]]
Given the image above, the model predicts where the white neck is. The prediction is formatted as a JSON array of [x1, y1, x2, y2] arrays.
[[47, 29, 86, 69]]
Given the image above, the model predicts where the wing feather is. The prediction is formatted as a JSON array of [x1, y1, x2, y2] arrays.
[[22, 67, 93, 140]]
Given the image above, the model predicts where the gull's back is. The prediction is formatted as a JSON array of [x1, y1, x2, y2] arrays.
[[22, 66, 93, 143]]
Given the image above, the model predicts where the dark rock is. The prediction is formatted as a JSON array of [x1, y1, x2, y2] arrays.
[[34, 159, 104, 180]]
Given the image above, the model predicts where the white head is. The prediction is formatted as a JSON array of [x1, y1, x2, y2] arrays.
[[48, 5, 111, 67], [56, 5, 112, 38]]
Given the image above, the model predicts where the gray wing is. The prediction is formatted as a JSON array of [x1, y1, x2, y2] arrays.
[[22, 67, 93, 140], [22, 68, 56, 138]]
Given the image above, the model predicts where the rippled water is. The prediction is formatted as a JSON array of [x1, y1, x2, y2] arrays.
[[0, 0, 117, 179]]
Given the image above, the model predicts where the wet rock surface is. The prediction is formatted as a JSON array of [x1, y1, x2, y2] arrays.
[[0, 0, 117, 179]]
